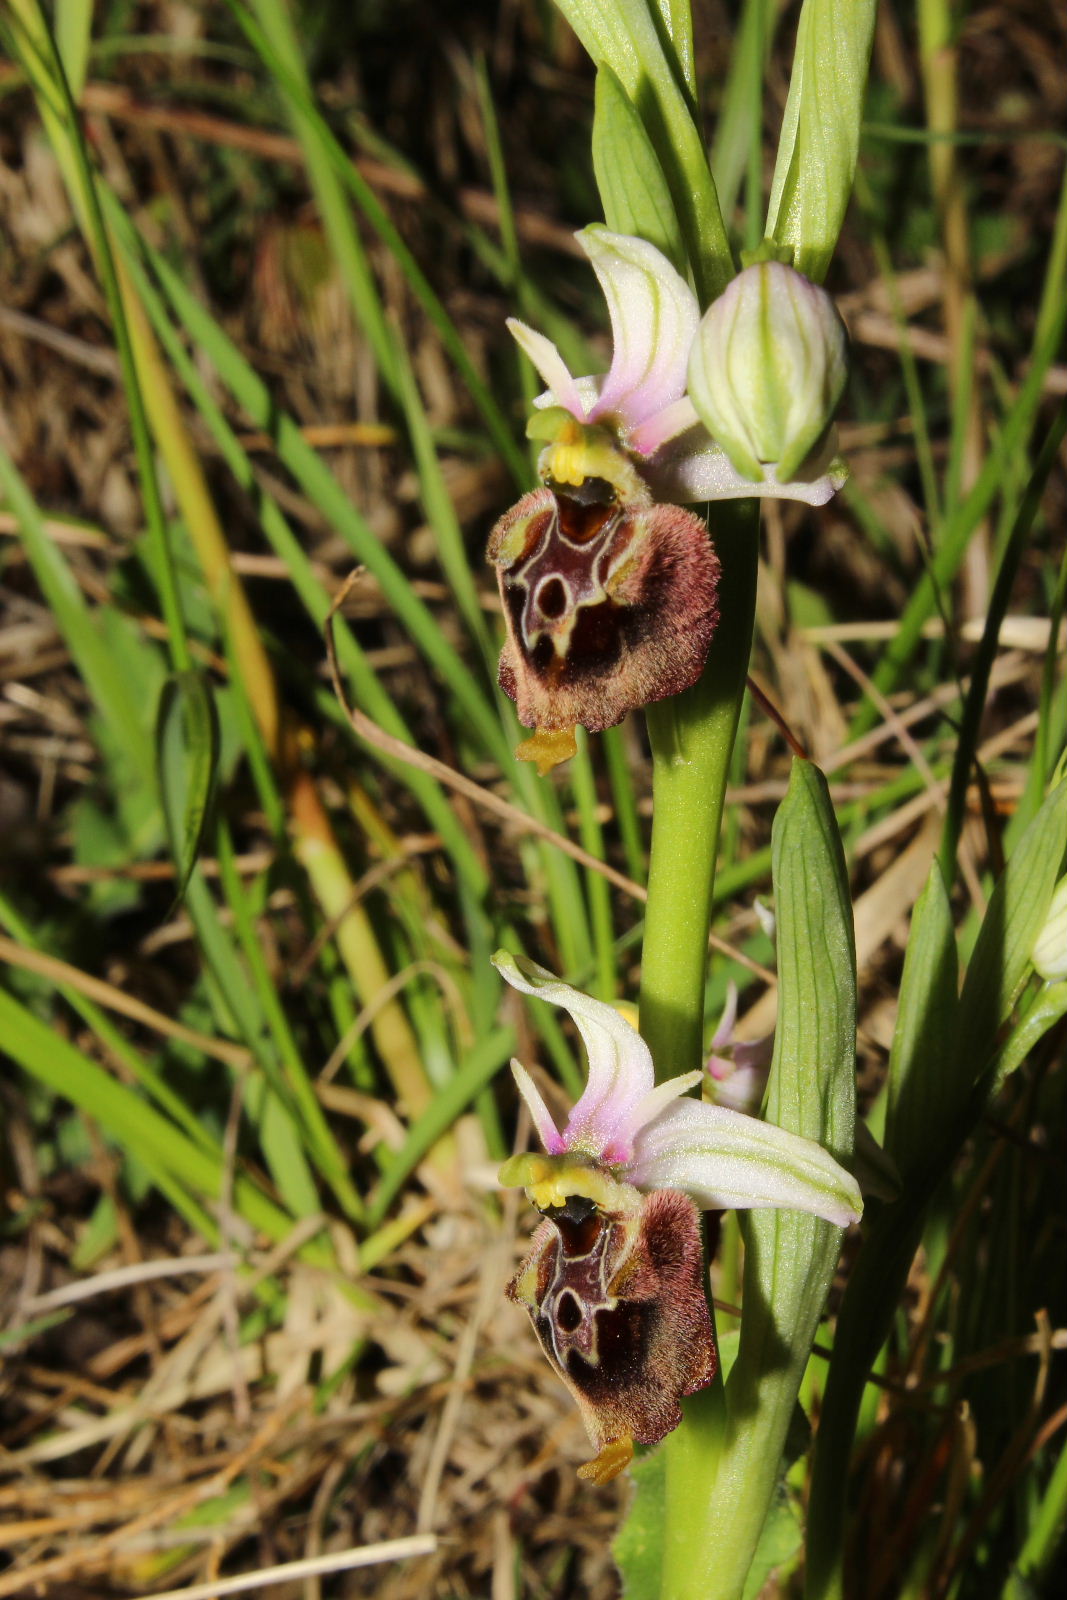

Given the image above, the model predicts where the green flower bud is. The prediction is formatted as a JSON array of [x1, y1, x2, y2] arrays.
[[687, 261, 848, 484], [1032, 877, 1067, 982]]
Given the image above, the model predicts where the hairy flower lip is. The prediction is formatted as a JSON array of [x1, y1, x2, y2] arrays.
[[487, 482, 720, 766], [494, 950, 863, 1227]]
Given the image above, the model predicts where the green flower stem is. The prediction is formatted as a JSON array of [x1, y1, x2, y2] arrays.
[[640, 503, 758, 1599], [640, 503, 759, 1081]]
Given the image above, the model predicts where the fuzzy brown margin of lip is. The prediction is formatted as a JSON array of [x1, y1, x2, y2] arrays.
[[507, 1187, 718, 1482]]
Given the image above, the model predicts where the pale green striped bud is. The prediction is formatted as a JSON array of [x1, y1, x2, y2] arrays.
[[688, 261, 848, 484]]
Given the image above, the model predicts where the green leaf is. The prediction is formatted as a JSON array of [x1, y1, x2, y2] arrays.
[[884, 860, 959, 1180], [614, 1444, 666, 1600], [765, 0, 878, 282], [651, 0, 696, 98], [54, 0, 93, 98], [807, 779, 1067, 1598], [552, 0, 733, 302], [657, 761, 857, 1600], [990, 981, 1067, 1091], [156, 670, 220, 904], [0, 984, 299, 1252], [741, 1487, 803, 1600], [593, 62, 687, 275], [955, 777, 1067, 1081], [761, 760, 856, 1157]]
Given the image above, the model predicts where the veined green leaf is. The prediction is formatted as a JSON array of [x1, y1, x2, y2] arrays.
[[651, 0, 696, 98], [157, 670, 220, 905], [808, 777, 1067, 1598], [659, 761, 857, 1600], [614, 1445, 666, 1600], [592, 62, 687, 274], [765, 0, 877, 282]]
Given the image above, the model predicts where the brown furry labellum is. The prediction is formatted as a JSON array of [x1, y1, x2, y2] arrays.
[[487, 477, 720, 773], [507, 1184, 718, 1484]]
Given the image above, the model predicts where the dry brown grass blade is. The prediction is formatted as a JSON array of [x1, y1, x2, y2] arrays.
[[0, 1393, 307, 1597], [134, 1538, 440, 1600]]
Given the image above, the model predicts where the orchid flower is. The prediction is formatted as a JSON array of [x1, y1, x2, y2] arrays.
[[495, 951, 861, 1484], [507, 226, 847, 509], [488, 229, 847, 773]]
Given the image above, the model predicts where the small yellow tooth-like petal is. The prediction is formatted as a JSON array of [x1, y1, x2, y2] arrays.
[[577, 1436, 634, 1485], [515, 725, 578, 775]]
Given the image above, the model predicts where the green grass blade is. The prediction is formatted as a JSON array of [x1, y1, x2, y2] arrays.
[[0, 893, 217, 1157], [710, 0, 776, 232], [223, 0, 527, 486], [807, 778, 1067, 1598], [157, 669, 220, 905], [849, 280, 1067, 739], [0, 439, 152, 780], [213, 825, 364, 1224], [883, 861, 960, 1176], [0, 984, 307, 1252], [367, 1025, 516, 1228], [939, 399, 1067, 875], [10, 0, 192, 675]]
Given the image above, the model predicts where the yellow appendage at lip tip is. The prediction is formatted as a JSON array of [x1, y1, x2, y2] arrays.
[[577, 1436, 634, 1485], [515, 725, 579, 775]]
